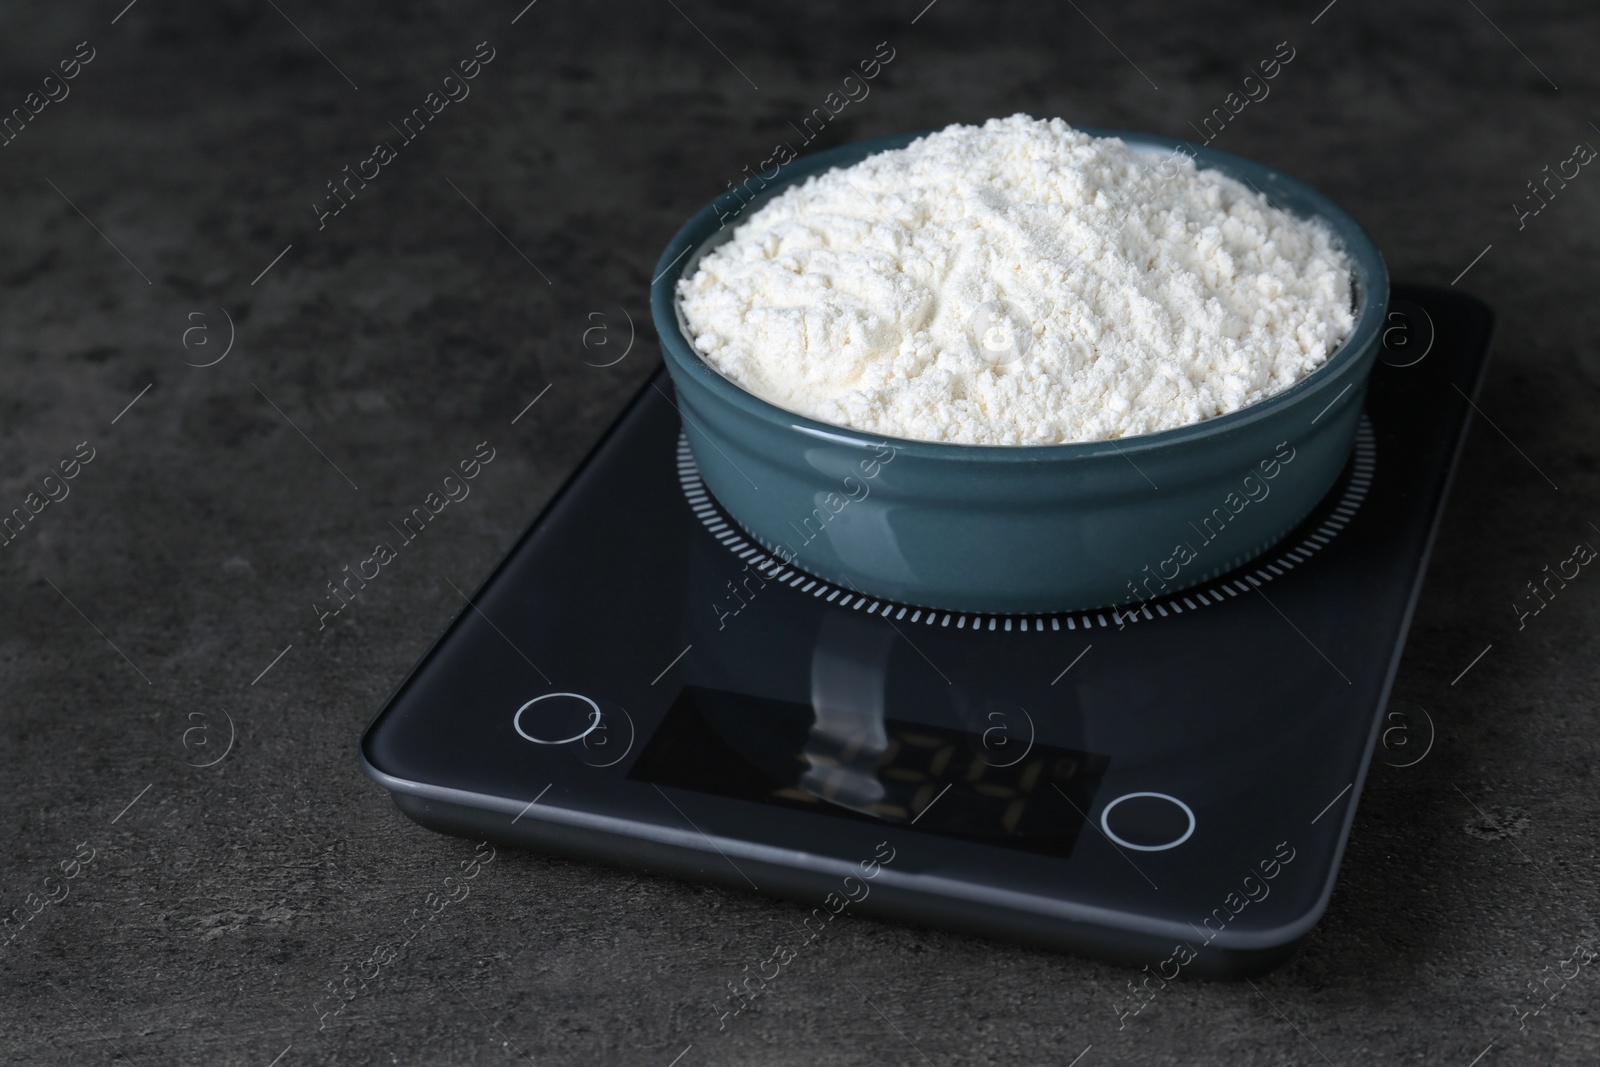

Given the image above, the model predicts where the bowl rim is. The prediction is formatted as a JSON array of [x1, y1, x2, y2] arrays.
[[650, 124, 1389, 462]]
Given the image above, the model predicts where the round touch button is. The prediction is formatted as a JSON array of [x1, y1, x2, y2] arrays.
[[513, 693, 602, 745], [1100, 792, 1196, 852]]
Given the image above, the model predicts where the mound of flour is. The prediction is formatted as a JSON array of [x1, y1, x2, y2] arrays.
[[675, 114, 1355, 446]]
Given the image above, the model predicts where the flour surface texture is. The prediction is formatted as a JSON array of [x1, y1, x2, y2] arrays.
[[676, 115, 1356, 446]]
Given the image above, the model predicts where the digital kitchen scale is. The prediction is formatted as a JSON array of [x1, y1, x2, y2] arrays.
[[361, 284, 1492, 977]]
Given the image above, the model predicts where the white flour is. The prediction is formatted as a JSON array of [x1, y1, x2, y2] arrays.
[[676, 114, 1355, 446]]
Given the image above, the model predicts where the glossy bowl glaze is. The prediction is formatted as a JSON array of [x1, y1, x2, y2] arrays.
[[651, 127, 1388, 614]]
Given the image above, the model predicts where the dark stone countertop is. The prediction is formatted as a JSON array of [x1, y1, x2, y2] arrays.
[[2, 1, 1597, 1063]]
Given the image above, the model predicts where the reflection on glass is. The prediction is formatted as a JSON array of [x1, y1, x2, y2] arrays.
[[630, 610, 1110, 856]]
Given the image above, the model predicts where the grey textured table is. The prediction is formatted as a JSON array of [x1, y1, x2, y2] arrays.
[[2, 1, 1597, 1064]]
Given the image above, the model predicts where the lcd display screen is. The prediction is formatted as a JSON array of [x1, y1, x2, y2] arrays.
[[630, 685, 1111, 857]]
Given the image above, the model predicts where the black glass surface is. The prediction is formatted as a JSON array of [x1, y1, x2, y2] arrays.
[[362, 285, 1493, 959], [630, 683, 1111, 855]]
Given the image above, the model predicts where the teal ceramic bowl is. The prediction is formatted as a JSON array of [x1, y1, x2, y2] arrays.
[[651, 128, 1388, 615]]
